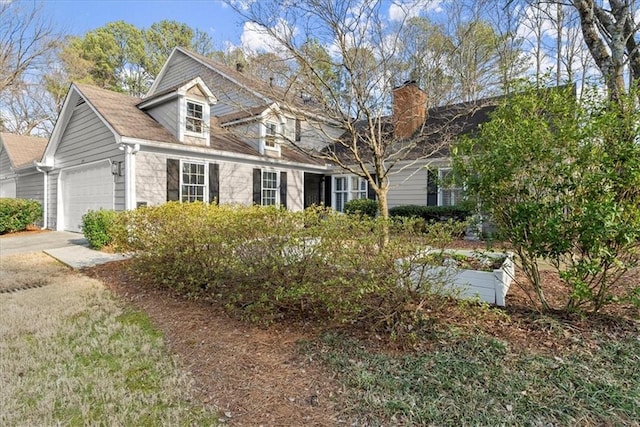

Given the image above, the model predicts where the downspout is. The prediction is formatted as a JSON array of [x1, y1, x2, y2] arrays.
[[35, 164, 52, 229], [119, 143, 140, 210]]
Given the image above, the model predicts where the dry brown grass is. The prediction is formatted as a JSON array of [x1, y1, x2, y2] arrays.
[[0, 253, 218, 426]]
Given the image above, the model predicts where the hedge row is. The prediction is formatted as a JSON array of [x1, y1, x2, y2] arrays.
[[111, 203, 457, 343], [0, 198, 42, 234], [389, 205, 472, 222]]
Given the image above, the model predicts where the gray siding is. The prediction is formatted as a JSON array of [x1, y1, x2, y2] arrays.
[[386, 165, 429, 208], [47, 170, 59, 229], [48, 101, 125, 229], [146, 100, 178, 140], [0, 148, 13, 178], [16, 172, 44, 203], [152, 51, 263, 117], [16, 171, 44, 226], [386, 159, 450, 208], [135, 148, 305, 211]]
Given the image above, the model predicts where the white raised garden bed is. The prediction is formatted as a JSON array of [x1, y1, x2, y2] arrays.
[[402, 249, 515, 307]]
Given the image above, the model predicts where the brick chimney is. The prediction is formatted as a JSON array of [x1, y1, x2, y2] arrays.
[[392, 81, 427, 139]]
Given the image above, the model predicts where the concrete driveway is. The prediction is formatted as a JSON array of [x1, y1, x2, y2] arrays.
[[0, 231, 87, 257], [0, 231, 129, 269]]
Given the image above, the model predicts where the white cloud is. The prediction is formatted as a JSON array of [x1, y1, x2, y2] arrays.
[[388, 0, 442, 22], [240, 19, 293, 55]]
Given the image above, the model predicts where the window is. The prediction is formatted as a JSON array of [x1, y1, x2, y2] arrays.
[[439, 168, 463, 206], [333, 175, 368, 212], [265, 122, 277, 148], [262, 170, 278, 206], [181, 162, 206, 202], [186, 101, 204, 134]]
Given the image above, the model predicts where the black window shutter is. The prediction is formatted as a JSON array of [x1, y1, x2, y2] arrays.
[[167, 159, 180, 201], [209, 163, 219, 204], [427, 169, 438, 206], [324, 175, 332, 207], [367, 174, 377, 200], [253, 168, 262, 205], [279, 171, 287, 209]]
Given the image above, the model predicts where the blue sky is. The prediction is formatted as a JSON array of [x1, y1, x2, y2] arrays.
[[42, 0, 245, 47]]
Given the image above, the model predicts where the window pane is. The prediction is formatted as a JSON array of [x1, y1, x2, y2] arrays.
[[181, 162, 206, 202], [186, 101, 204, 133]]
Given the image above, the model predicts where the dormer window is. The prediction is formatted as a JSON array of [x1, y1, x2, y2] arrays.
[[265, 122, 277, 148], [186, 100, 204, 134]]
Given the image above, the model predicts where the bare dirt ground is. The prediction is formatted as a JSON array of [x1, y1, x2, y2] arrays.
[[85, 262, 344, 426], [83, 248, 640, 426]]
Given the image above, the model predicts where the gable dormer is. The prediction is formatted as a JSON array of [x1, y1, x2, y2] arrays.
[[138, 77, 216, 146]]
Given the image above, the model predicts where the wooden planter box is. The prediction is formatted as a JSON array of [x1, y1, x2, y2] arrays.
[[402, 250, 514, 307]]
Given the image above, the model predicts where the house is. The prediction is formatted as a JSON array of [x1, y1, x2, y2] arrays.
[[330, 81, 498, 211], [37, 47, 498, 232], [38, 47, 344, 232], [0, 133, 48, 215]]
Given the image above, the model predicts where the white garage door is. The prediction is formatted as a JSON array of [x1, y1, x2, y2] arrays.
[[60, 161, 114, 232], [0, 177, 16, 198]]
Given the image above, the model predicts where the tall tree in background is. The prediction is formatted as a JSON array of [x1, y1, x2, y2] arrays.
[[143, 20, 194, 78], [569, 0, 639, 102], [49, 20, 216, 98], [515, 0, 639, 102]]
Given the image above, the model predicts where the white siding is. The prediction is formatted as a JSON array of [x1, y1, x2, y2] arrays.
[[135, 148, 307, 210], [286, 169, 304, 211]]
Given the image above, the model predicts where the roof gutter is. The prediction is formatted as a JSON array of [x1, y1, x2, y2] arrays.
[[120, 136, 331, 172]]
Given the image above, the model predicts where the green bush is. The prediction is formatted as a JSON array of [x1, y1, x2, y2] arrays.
[[344, 198, 378, 217], [0, 198, 43, 234], [389, 205, 472, 223], [82, 209, 118, 249], [114, 203, 454, 344]]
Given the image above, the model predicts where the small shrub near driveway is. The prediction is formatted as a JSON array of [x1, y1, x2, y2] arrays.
[[0, 198, 42, 234], [82, 209, 119, 249]]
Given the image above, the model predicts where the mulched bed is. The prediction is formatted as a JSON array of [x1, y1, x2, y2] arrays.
[[82, 241, 639, 425]]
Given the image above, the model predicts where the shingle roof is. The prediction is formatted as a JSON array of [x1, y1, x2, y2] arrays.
[[182, 49, 328, 117], [331, 98, 498, 163], [1, 132, 47, 168], [74, 83, 179, 143], [73, 83, 321, 165]]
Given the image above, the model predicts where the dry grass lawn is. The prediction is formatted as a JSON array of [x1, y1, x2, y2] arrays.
[[0, 253, 218, 426]]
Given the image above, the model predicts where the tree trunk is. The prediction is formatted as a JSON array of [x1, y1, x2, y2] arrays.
[[376, 183, 390, 250]]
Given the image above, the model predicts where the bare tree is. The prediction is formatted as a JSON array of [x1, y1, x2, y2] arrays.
[[0, 1, 60, 94], [517, 0, 640, 101], [227, 0, 499, 246]]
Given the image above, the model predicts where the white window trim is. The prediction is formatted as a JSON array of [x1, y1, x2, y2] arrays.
[[180, 160, 208, 203], [261, 169, 280, 206], [437, 168, 462, 206], [185, 99, 205, 136], [260, 120, 282, 154], [179, 96, 210, 143], [332, 175, 368, 212]]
